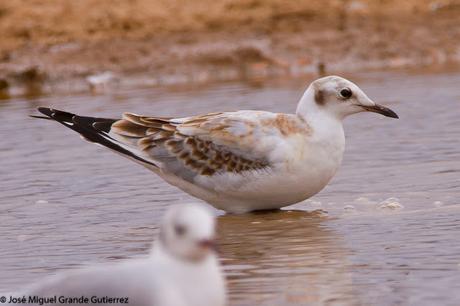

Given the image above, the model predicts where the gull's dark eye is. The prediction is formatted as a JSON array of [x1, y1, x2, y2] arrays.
[[339, 88, 352, 99], [174, 224, 186, 236]]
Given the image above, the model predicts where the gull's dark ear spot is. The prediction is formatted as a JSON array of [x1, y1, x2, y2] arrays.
[[315, 88, 325, 105], [174, 224, 186, 236]]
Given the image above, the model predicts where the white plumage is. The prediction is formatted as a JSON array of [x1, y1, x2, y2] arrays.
[[9, 204, 227, 306], [35, 75, 398, 213]]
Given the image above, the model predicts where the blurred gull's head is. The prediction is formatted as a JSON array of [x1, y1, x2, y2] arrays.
[[159, 204, 217, 262]]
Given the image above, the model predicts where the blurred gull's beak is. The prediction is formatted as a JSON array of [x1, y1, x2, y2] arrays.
[[198, 239, 218, 252], [362, 103, 399, 119]]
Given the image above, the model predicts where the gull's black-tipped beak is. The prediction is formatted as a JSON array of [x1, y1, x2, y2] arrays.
[[362, 103, 399, 119], [198, 239, 218, 252]]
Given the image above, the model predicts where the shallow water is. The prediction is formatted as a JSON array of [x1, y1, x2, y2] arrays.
[[1, 71, 460, 305]]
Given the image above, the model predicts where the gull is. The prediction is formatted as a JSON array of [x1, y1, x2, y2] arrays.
[[10, 204, 226, 306], [34, 75, 398, 214]]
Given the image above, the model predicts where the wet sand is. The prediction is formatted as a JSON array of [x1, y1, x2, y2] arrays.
[[1, 70, 460, 305], [1, 0, 460, 96]]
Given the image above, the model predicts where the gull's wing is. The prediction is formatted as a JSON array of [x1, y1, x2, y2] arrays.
[[34, 107, 159, 169], [35, 108, 310, 186], [110, 110, 310, 182]]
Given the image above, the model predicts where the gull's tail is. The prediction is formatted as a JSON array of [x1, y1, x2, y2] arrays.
[[33, 107, 158, 168]]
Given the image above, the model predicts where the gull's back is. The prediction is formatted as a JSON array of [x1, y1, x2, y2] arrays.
[[24, 258, 155, 306], [20, 249, 225, 306]]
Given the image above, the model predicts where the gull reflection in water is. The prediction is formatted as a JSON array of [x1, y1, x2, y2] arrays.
[[218, 209, 359, 306]]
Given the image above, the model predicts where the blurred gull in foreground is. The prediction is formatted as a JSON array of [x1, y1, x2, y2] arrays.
[[34, 75, 398, 213], [10, 204, 226, 306]]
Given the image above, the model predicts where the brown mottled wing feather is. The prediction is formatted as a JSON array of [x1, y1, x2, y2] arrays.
[[110, 112, 270, 182]]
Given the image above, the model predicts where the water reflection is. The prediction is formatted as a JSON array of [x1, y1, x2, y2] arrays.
[[218, 210, 357, 305], [1, 71, 460, 305]]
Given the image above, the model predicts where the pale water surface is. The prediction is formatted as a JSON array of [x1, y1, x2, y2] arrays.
[[1, 71, 460, 305]]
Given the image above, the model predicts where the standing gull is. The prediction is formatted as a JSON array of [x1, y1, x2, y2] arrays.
[[10, 204, 226, 306], [34, 75, 398, 213]]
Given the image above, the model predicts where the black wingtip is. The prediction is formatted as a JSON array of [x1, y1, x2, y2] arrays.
[[32, 107, 158, 169], [30, 114, 52, 120], [37, 107, 54, 117], [31, 107, 56, 120], [36, 107, 77, 123]]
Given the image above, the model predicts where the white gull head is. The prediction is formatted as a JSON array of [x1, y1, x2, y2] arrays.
[[158, 204, 217, 262], [297, 75, 399, 121]]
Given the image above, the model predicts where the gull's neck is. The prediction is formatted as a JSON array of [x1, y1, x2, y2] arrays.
[[152, 239, 215, 267], [151, 239, 175, 261], [296, 87, 344, 141], [150, 240, 225, 306]]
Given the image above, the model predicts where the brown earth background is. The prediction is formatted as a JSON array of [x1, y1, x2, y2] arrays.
[[0, 0, 460, 96]]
